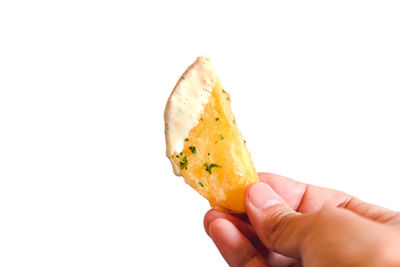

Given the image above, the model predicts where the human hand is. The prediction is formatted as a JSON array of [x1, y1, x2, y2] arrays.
[[204, 173, 400, 267]]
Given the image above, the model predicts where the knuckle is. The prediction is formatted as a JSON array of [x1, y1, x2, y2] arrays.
[[306, 208, 343, 237], [379, 211, 400, 224], [264, 207, 296, 249], [313, 207, 340, 223], [391, 213, 400, 224]]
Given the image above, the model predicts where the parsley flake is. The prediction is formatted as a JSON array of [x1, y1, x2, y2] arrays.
[[199, 181, 204, 187], [189, 146, 196, 154], [216, 118, 220, 121], [204, 163, 222, 174], [179, 156, 188, 170], [220, 134, 224, 140], [184, 138, 189, 142]]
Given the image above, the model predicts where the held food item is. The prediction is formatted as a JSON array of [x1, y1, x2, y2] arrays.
[[164, 57, 258, 213]]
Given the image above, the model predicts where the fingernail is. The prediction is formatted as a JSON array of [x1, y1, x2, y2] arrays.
[[248, 182, 283, 209]]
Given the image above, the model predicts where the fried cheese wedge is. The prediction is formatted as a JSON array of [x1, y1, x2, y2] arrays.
[[164, 57, 258, 213]]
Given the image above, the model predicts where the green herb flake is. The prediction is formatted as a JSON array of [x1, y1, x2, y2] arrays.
[[200, 118, 203, 121], [207, 153, 210, 156], [181, 76, 185, 80], [226, 97, 230, 101], [220, 134, 224, 140], [179, 156, 188, 170], [184, 138, 189, 142], [222, 89, 227, 94], [244, 140, 247, 144], [199, 181, 204, 187], [180, 152, 183, 156], [189, 146, 196, 154], [204, 162, 222, 174], [176, 155, 180, 158], [215, 118, 220, 121]]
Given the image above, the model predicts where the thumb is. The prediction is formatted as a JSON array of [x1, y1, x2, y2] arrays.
[[244, 182, 312, 259]]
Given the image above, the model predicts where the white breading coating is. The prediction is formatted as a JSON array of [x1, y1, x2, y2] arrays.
[[164, 57, 216, 175]]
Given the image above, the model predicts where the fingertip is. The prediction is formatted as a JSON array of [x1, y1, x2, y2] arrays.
[[245, 182, 283, 211], [257, 172, 277, 182], [208, 218, 229, 239], [244, 182, 260, 210], [208, 218, 268, 267], [245, 182, 262, 202], [204, 209, 226, 236]]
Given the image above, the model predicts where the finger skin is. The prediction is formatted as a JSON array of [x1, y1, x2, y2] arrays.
[[208, 218, 269, 267], [244, 182, 307, 258], [204, 210, 265, 252], [204, 209, 300, 266], [244, 181, 400, 266], [204, 210, 260, 246], [338, 198, 400, 224], [258, 172, 352, 213], [206, 173, 400, 266], [259, 172, 400, 223]]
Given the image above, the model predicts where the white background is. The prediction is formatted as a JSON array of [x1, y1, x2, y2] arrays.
[[1, 1, 400, 266]]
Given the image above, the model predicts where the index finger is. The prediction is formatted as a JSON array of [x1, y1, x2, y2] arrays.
[[258, 172, 352, 213]]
